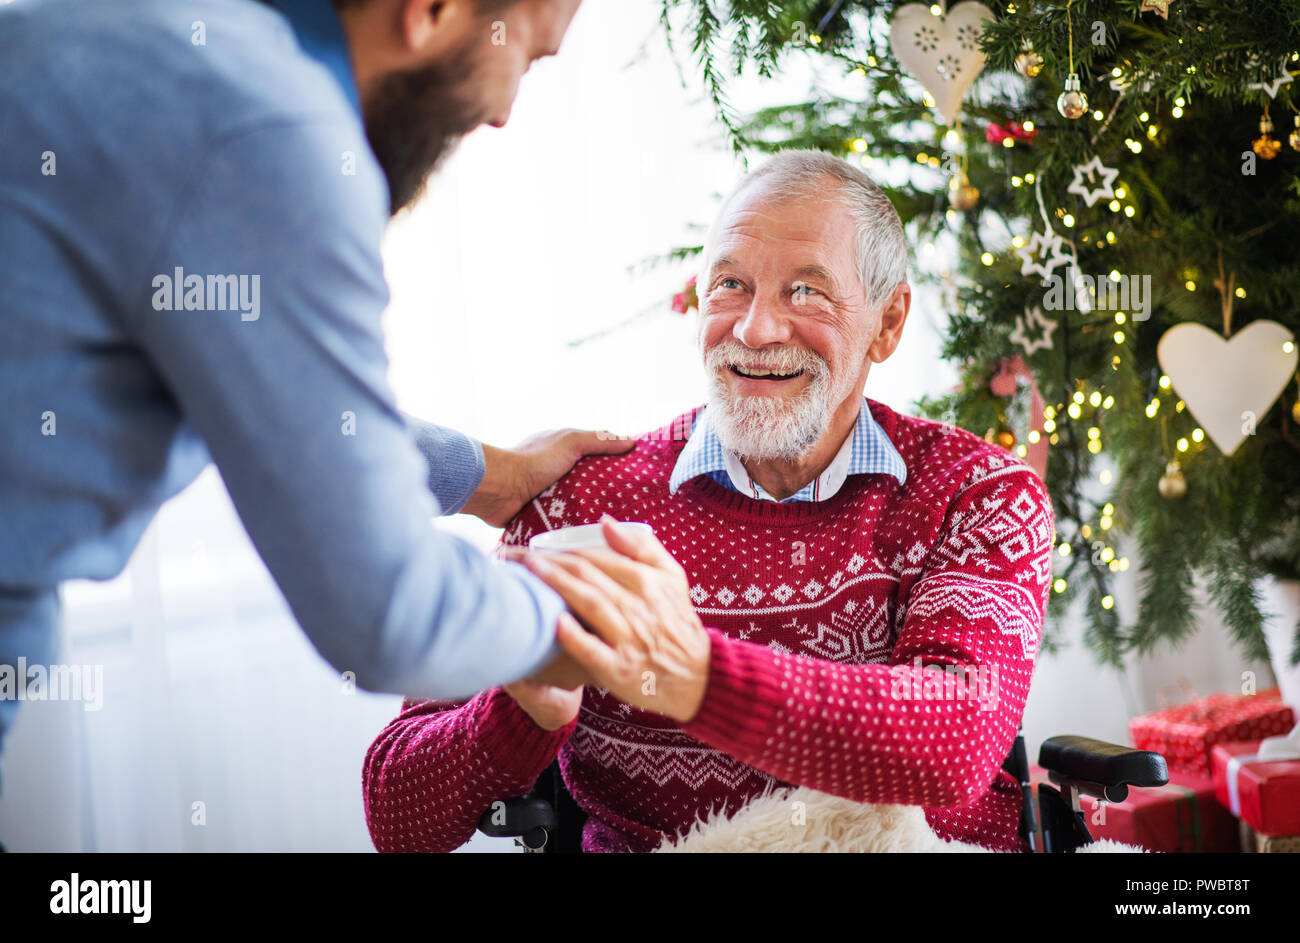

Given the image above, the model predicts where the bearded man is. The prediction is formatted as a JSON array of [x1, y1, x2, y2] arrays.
[[0, 0, 626, 772], [363, 149, 1058, 853]]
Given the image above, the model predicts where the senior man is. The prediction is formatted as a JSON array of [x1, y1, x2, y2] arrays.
[[363, 150, 1056, 853]]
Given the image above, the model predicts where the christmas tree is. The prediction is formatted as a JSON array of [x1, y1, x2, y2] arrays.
[[658, 0, 1300, 666]]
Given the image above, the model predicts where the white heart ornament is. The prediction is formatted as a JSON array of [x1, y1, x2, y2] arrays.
[[1156, 320, 1298, 456], [889, 3, 993, 125]]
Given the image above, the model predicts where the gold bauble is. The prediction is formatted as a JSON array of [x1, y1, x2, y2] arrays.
[[1289, 116, 1300, 152], [1157, 460, 1187, 500], [1015, 50, 1044, 78], [1292, 397, 1300, 423], [995, 429, 1017, 450], [948, 171, 980, 211], [1057, 74, 1087, 119], [1254, 114, 1281, 160]]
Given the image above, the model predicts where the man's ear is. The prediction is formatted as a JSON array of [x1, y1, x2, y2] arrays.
[[399, 0, 463, 54], [867, 282, 911, 364]]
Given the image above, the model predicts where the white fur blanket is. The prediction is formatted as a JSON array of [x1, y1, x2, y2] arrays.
[[652, 787, 1145, 853]]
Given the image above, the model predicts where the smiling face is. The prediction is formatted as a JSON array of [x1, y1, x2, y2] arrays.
[[698, 179, 891, 462]]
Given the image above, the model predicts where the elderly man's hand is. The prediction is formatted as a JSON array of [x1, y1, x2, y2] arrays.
[[510, 517, 712, 724], [465, 431, 635, 527]]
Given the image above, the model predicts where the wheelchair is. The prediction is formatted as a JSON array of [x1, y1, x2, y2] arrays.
[[476, 730, 1170, 853]]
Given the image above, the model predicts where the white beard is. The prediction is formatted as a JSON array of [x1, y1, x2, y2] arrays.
[[703, 340, 843, 463]]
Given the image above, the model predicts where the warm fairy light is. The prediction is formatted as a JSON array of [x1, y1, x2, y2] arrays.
[[1159, 375, 1171, 389], [1002, 137, 1015, 148], [1103, 503, 1114, 515], [1172, 106, 1184, 118], [1114, 330, 1126, 344], [851, 138, 868, 152], [1088, 426, 1101, 439], [1284, 340, 1296, 354], [1093, 110, 1105, 121], [1054, 579, 1067, 593], [1177, 437, 1189, 451], [1012, 235, 1025, 247], [1082, 524, 1092, 538], [867, 56, 877, 67], [1109, 270, 1121, 282], [1101, 547, 1115, 563], [1088, 439, 1102, 454], [1115, 311, 1126, 324], [1016, 444, 1027, 457], [1089, 391, 1102, 407], [1109, 200, 1121, 212], [1025, 173, 1036, 183], [1102, 595, 1115, 609], [1059, 543, 1072, 557], [1103, 395, 1115, 408], [811, 34, 822, 44], [1106, 231, 1117, 244], [1028, 430, 1041, 443], [1175, 400, 1185, 412], [922, 91, 935, 107], [1192, 428, 1204, 442], [1050, 433, 1060, 444], [1235, 286, 1246, 299], [1145, 402, 1158, 418], [1023, 120, 1035, 132], [1100, 514, 1113, 529], [1115, 187, 1127, 199], [1111, 67, 1123, 77], [1063, 214, 1075, 227], [1073, 391, 1085, 405], [1043, 418, 1056, 432], [1012, 176, 1024, 187], [1068, 403, 1082, 419], [930, 3, 942, 13], [1175, 97, 1186, 107], [1124, 206, 1136, 217], [981, 252, 994, 265], [1138, 113, 1148, 123], [851, 68, 866, 78], [1185, 280, 1196, 291], [1044, 405, 1056, 419]]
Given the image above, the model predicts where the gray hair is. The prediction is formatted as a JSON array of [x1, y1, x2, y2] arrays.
[[699, 149, 909, 312]]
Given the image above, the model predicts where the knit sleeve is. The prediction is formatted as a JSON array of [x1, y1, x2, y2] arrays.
[[681, 462, 1055, 808], [362, 689, 577, 852]]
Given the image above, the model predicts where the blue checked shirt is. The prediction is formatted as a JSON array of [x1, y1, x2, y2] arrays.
[[669, 398, 908, 502]]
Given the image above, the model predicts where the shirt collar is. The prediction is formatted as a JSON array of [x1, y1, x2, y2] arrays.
[[668, 398, 908, 501], [266, 0, 362, 117]]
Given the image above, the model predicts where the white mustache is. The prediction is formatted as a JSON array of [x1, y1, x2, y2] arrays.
[[704, 341, 828, 378]]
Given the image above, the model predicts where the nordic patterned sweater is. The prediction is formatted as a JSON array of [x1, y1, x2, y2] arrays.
[[363, 399, 1057, 853]]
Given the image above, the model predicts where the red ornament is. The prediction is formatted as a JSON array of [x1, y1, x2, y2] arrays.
[[985, 120, 1038, 146]]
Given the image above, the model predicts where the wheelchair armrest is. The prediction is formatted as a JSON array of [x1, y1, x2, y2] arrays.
[[477, 795, 557, 850], [1038, 735, 1168, 803]]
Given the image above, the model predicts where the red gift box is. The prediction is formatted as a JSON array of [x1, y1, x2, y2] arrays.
[[1128, 689, 1295, 777], [1028, 763, 1238, 853], [1211, 733, 1300, 836]]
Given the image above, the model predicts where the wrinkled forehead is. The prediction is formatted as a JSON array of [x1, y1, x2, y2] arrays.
[[709, 181, 858, 274]]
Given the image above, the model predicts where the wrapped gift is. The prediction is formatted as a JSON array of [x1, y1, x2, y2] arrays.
[[1128, 688, 1295, 777], [1028, 763, 1238, 853], [1211, 727, 1300, 836], [1240, 821, 1300, 853]]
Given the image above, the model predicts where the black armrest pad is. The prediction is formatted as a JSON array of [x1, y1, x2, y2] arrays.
[[477, 795, 557, 838], [1038, 735, 1168, 789]]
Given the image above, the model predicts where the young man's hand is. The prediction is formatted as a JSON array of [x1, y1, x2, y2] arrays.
[[503, 647, 588, 731], [464, 430, 635, 527]]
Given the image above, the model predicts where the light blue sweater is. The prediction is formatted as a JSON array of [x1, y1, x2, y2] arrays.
[[0, 0, 564, 761]]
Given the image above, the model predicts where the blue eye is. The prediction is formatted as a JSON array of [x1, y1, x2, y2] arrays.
[[793, 284, 817, 296], [721, 278, 741, 289]]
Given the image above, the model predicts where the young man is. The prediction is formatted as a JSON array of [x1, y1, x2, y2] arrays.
[[0, 0, 615, 766]]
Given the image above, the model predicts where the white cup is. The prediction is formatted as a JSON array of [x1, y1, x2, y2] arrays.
[[528, 521, 655, 552]]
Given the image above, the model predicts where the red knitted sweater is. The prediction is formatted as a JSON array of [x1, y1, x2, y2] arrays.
[[363, 399, 1056, 853]]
